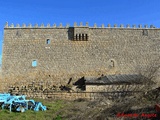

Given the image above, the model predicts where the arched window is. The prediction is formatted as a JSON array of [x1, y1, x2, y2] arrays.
[[110, 60, 115, 67], [46, 39, 50, 44]]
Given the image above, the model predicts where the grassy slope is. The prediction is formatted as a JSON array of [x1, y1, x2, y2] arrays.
[[0, 90, 160, 120], [0, 99, 66, 120]]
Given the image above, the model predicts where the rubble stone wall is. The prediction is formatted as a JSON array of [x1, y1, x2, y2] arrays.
[[86, 84, 145, 92], [2, 23, 160, 90], [11, 91, 142, 101]]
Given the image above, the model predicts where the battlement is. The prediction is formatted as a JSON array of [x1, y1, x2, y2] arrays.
[[4, 22, 158, 29]]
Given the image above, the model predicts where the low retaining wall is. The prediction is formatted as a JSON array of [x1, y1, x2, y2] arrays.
[[11, 91, 143, 101], [4, 80, 146, 101]]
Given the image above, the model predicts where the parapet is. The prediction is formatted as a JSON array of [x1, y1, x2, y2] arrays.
[[4, 22, 158, 29]]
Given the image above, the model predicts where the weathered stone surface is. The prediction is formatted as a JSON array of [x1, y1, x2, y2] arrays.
[[1, 23, 160, 93]]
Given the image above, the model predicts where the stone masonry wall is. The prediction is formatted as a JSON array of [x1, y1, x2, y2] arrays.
[[2, 23, 160, 87], [86, 84, 145, 92], [11, 91, 142, 101]]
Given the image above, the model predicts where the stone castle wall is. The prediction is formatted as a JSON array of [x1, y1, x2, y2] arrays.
[[2, 23, 160, 87]]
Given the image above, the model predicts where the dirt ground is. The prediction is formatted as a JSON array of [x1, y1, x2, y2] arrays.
[[52, 89, 160, 120]]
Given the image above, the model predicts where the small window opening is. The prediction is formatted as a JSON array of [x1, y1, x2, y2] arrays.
[[86, 34, 88, 40], [74, 33, 88, 41], [82, 34, 84, 40], [46, 39, 50, 44], [32, 60, 37, 67], [79, 34, 81, 40], [111, 60, 115, 67], [76, 34, 78, 40], [143, 30, 148, 36]]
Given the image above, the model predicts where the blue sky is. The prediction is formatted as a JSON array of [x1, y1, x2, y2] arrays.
[[0, 0, 160, 64]]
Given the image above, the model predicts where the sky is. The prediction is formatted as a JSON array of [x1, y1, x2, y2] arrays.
[[0, 0, 160, 64]]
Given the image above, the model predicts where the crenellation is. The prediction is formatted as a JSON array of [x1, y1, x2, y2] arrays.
[[126, 24, 130, 28], [107, 24, 111, 28], [132, 24, 136, 28], [3, 22, 159, 29], [74, 22, 77, 27], [53, 23, 56, 28], [150, 25, 154, 28], [94, 23, 97, 28], [40, 23, 45, 28], [47, 23, 50, 28], [114, 24, 117, 28], [16, 24, 20, 28], [101, 24, 104, 28], [80, 22, 83, 27], [22, 23, 26, 28], [59, 23, 63, 28], [66, 23, 69, 28], [138, 24, 142, 28], [34, 23, 38, 28], [5, 22, 8, 28], [120, 24, 124, 28], [10, 23, 14, 28], [86, 22, 89, 27], [144, 24, 148, 28], [28, 23, 32, 28]]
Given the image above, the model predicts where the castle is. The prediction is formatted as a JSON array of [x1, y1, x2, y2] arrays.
[[1, 22, 160, 99]]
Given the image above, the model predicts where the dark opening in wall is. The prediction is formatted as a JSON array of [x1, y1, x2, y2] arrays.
[[46, 39, 50, 44], [143, 30, 148, 36], [76, 34, 78, 40], [86, 34, 88, 40], [82, 34, 84, 40], [16, 30, 21, 37], [74, 33, 88, 41], [32, 60, 37, 67], [67, 27, 74, 40], [111, 60, 115, 67], [79, 34, 81, 40]]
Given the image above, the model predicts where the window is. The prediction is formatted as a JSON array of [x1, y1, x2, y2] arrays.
[[79, 34, 81, 40], [110, 60, 115, 67], [82, 34, 84, 40], [143, 30, 148, 36], [32, 60, 37, 67], [86, 34, 88, 40], [76, 34, 78, 40], [74, 33, 88, 41], [46, 39, 50, 44]]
